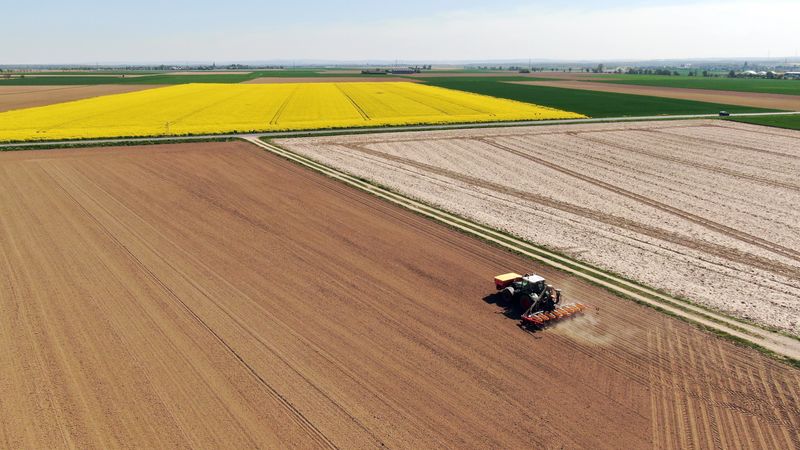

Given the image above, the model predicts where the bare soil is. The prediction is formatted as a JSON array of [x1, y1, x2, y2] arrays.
[[0, 85, 159, 113], [280, 120, 800, 335], [510, 80, 800, 110], [242, 76, 423, 84], [1, 141, 797, 448]]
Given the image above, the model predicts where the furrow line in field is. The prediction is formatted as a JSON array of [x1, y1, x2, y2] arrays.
[[42, 163, 341, 450], [70, 159, 401, 448], [651, 128, 800, 160], [341, 141, 800, 281], [125, 154, 462, 446], [480, 136, 800, 266], [330, 122, 715, 147], [565, 131, 800, 192]]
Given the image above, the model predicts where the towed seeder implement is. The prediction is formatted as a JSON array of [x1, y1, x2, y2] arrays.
[[494, 272, 586, 329]]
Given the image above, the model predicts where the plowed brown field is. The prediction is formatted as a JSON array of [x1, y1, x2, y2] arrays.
[[0, 85, 158, 113], [1, 141, 798, 449]]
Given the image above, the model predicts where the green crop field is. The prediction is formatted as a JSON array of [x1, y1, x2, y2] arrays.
[[0, 76, 141, 85], [0, 74, 248, 85], [590, 75, 800, 96], [422, 77, 774, 117], [124, 73, 256, 84], [0, 70, 396, 85], [727, 114, 800, 131], [0, 71, 164, 76]]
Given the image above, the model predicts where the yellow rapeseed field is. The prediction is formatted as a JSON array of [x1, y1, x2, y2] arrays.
[[0, 82, 585, 142]]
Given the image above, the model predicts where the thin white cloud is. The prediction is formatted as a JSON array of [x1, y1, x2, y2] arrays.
[[4, 0, 799, 63], [262, 0, 800, 61]]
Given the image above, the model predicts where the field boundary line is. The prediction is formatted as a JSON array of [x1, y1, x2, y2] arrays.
[[244, 137, 800, 364], [3, 111, 800, 149]]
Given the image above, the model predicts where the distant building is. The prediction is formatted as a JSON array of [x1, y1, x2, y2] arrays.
[[784, 72, 800, 79]]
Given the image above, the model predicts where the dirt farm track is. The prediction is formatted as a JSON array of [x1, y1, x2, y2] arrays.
[[1, 141, 799, 449]]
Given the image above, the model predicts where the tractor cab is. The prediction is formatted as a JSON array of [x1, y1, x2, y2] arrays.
[[516, 274, 546, 296]]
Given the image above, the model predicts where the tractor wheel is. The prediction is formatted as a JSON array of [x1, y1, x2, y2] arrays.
[[499, 287, 514, 306], [519, 294, 533, 312]]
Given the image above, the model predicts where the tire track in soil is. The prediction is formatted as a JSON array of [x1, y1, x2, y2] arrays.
[[334, 85, 371, 121], [564, 131, 800, 193], [687, 335, 723, 450], [73, 152, 481, 447], [651, 128, 800, 161], [43, 163, 343, 450], [715, 120, 800, 140], [664, 324, 798, 450], [341, 142, 800, 280], [27, 165, 219, 448], [478, 137, 800, 265], [118, 152, 483, 446], [329, 122, 712, 147], [117, 157, 457, 447], [0, 197, 76, 449], [647, 331, 666, 449], [43, 151, 400, 446], [127, 147, 601, 448], [97, 147, 629, 448], [40, 160, 293, 447], [45, 146, 648, 448], [757, 366, 782, 432], [12, 165, 144, 447], [4, 142, 799, 449], [497, 132, 800, 245], [1, 165, 182, 448], [269, 85, 299, 125]]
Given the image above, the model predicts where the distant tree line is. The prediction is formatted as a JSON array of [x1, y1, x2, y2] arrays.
[[625, 68, 679, 76]]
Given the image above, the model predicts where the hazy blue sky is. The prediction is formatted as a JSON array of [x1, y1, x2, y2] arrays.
[[2, 0, 798, 63]]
